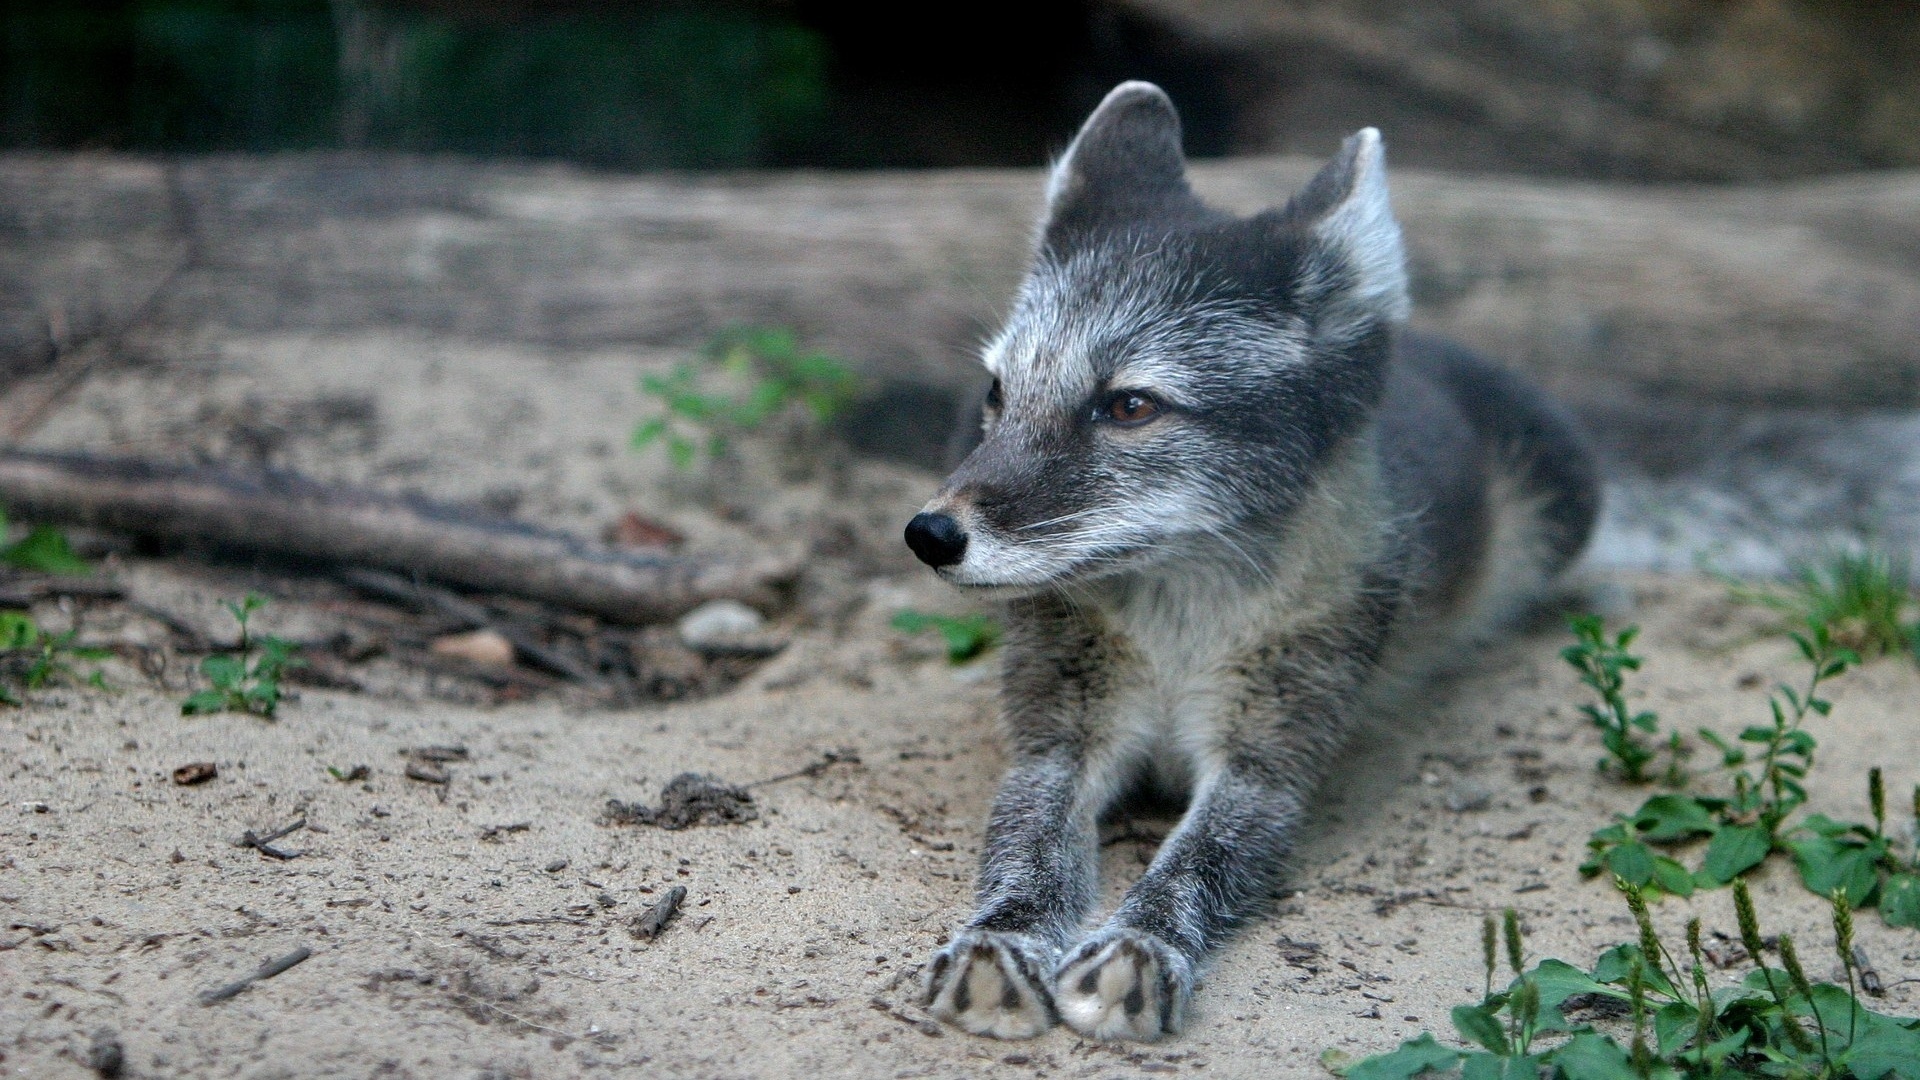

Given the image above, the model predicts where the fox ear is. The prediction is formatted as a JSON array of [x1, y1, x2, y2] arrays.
[[1041, 82, 1200, 248], [1285, 128, 1409, 331]]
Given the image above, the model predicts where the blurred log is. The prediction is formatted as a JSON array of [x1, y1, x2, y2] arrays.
[[0, 451, 795, 624], [0, 152, 1916, 412], [1115, 0, 1913, 181]]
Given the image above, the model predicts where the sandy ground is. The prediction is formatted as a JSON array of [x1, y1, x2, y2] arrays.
[[3, 330, 1918, 1079]]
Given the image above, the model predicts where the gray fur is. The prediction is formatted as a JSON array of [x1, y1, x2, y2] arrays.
[[910, 81, 1599, 1041]]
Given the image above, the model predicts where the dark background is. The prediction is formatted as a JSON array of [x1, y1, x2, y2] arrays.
[[4, 0, 1918, 179], [0, 0, 1231, 170]]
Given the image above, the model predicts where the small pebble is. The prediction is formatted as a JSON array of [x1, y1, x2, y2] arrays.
[[677, 600, 785, 656], [172, 762, 217, 786], [1445, 780, 1494, 813], [430, 629, 514, 667], [545, 858, 569, 873], [678, 600, 764, 646]]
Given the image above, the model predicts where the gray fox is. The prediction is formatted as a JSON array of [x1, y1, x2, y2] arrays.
[[902, 82, 1600, 1041]]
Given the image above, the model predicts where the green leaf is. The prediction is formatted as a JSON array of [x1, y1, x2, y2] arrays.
[[1499, 1056, 1542, 1080], [1697, 728, 1746, 766], [1653, 1000, 1697, 1056], [1451, 1004, 1510, 1056], [1700, 823, 1772, 884], [0, 611, 39, 650], [1651, 856, 1696, 897], [1879, 873, 1920, 929], [1591, 945, 1679, 999], [181, 690, 228, 715], [666, 433, 697, 469], [1842, 1004, 1920, 1080], [1, 525, 91, 575], [1787, 833, 1889, 907], [1603, 840, 1656, 887], [1549, 1031, 1636, 1080], [1698, 1028, 1750, 1066], [890, 609, 998, 663], [1630, 794, 1719, 841], [631, 416, 669, 447], [243, 683, 280, 716], [1798, 813, 1871, 840], [1525, 958, 1628, 1031], [1459, 1052, 1502, 1080], [889, 610, 933, 634], [199, 655, 246, 688], [1332, 1033, 1459, 1080]]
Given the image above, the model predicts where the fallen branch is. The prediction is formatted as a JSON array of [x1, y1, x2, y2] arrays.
[[0, 574, 124, 608], [0, 451, 795, 624], [629, 886, 687, 941], [338, 568, 601, 684], [234, 817, 307, 860], [198, 945, 312, 1004]]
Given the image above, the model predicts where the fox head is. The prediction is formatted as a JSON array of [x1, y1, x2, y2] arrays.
[[905, 81, 1410, 592]]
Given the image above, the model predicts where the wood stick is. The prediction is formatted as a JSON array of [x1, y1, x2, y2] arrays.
[[0, 574, 125, 608], [198, 945, 312, 1004], [629, 886, 687, 941], [235, 817, 307, 860], [337, 568, 602, 684], [0, 451, 795, 624]]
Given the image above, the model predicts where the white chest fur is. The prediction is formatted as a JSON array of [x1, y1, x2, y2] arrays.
[[1087, 437, 1390, 776]]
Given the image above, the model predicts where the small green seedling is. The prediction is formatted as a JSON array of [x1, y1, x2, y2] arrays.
[[1329, 881, 1920, 1080], [1562, 616, 1675, 783], [633, 326, 859, 468], [0, 508, 90, 575], [890, 609, 999, 664], [182, 594, 298, 718], [0, 610, 109, 704]]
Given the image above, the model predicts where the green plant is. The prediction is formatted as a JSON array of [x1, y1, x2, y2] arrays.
[[182, 594, 298, 718], [1326, 882, 1920, 1080], [0, 508, 90, 575], [1562, 616, 1674, 783], [0, 610, 108, 704], [1572, 617, 1918, 926], [890, 609, 999, 664], [632, 326, 859, 468], [1730, 549, 1918, 663]]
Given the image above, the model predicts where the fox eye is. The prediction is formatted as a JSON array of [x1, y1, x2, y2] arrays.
[[985, 378, 1003, 410], [1102, 390, 1161, 426]]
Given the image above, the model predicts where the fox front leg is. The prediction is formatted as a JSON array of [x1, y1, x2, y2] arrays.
[[1055, 609, 1391, 1041], [1053, 769, 1304, 1040], [922, 753, 1103, 1038]]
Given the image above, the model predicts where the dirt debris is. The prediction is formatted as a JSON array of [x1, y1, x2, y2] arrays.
[[169, 761, 216, 785], [602, 772, 760, 829]]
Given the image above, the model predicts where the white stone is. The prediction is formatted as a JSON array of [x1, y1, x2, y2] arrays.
[[677, 600, 767, 651]]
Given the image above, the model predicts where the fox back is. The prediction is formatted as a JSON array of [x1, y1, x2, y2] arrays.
[[904, 82, 1599, 1043]]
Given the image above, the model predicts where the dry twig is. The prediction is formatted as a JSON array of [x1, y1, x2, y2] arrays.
[[198, 945, 312, 1004]]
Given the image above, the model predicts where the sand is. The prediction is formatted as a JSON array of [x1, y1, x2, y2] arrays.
[[3, 329, 1917, 1078]]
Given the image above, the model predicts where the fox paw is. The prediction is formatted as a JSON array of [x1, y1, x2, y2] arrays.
[[1053, 928, 1191, 1041], [922, 930, 1060, 1039]]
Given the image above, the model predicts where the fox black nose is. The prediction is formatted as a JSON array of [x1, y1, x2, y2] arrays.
[[905, 512, 968, 568]]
